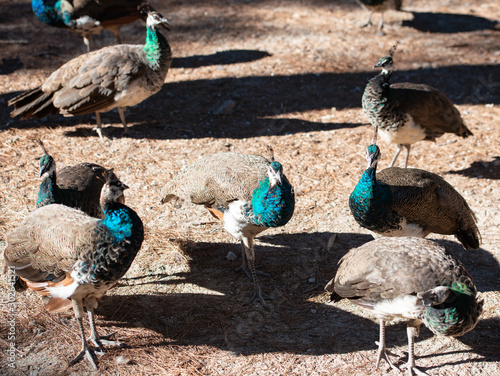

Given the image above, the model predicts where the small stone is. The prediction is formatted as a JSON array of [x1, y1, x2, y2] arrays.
[[226, 251, 237, 261], [214, 100, 236, 115], [115, 356, 132, 365]]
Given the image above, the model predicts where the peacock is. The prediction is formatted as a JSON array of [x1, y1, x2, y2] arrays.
[[355, 0, 402, 34], [32, 0, 153, 51], [349, 144, 480, 249], [160, 151, 295, 308], [8, 10, 172, 141], [362, 52, 473, 168], [4, 171, 144, 369], [35, 140, 124, 218], [326, 236, 483, 376]]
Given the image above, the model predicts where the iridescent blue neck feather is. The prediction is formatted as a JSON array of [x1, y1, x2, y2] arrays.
[[246, 164, 294, 228], [32, 0, 73, 27], [143, 25, 171, 69], [36, 170, 59, 207]]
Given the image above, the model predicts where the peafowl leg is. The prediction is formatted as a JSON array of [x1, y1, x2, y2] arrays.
[[377, 12, 386, 35], [94, 112, 105, 142], [361, 11, 374, 28], [69, 300, 98, 369], [241, 237, 273, 309], [236, 243, 271, 279], [83, 34, 92, 53], [402, 322, 429, 376], [389, 144, 403, 167], [375, 319, 400, 372], [403, 144, 411, 169], [87, 308, 125, 351], [118, 107, 129, 136]]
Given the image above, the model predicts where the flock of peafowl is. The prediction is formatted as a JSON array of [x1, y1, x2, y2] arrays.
[[1, 0, 497, 374]]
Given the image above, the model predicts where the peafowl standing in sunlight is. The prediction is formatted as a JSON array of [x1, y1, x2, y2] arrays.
[[32, 0, 154, 51], [4, 172, 144, 369], [326, 236, 483, 376], [8, 10, 172, 141], [35, 140, 124, 218], [356, 0, 402, 34], [160, 151, 295, 309], [349, 144, 480, 249], [362, 51, 473, 168]]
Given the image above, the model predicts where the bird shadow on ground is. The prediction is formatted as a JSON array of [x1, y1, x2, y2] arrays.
[[105, 231, 383, 356], [448, 157, 500, 180], [171, 50, 272, 69], [432, 239, 500, 293], [402, 12, 499, 33]]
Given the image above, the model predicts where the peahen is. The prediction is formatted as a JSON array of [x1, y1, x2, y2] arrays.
[[160, 151, 295, 308], [4, 171, 144, 369], [326, 236, 483, 376], [355, 0, 402, 34], [36, 140, 124, 218], [32, 0, 153, 51], [362, 53, 473, 167], [8, 10, 172, 141], [349, 144, 480, 249]]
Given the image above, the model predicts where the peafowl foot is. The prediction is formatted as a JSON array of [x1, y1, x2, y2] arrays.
[[88, 332, 125, 353], [375, 341, 400, 373], [401, 363, 429, 376], [69, 342, 99, 370], [235, 264, 271, 281]]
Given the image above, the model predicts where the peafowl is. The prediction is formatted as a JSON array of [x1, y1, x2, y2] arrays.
[[4, 171, 144, 369], [326, 236, 483, 376], [8, 10, 172, 141], [32, 0, 154, 51], [160, 151, 295, 309], [349, 144, 480, 249], [36, 140, 124, 218], [362, 53, 473, 167], [355, 0, 402, 34]]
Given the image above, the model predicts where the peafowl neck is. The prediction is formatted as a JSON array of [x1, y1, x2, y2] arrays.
[[247, 176, 295, 228], [143, 26, 172, 70], [349, 166, 395, 231], [85, 202, 144, 282], [423, 281, 483, 337], [32, 0, 73, 27], [36, 170, 59, 208]]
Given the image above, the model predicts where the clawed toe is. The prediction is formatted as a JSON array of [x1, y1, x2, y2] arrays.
[[70, 346, 99, 370]]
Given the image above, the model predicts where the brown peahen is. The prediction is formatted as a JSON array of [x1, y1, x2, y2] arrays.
[[160, 151, 295, 309], [349, 144, 481, 250], [362, 53, 473, 167], [4, 172, 144, 369], [9, 10, 172, 141], [35, 140, 124, 218], [326, 236, 483, 376]]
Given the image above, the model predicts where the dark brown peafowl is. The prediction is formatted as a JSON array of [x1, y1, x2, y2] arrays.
[[160, 151, 295, 309], [362, 53, 473, 168], [35, 140, 124, 218], [326, 236, 483, 376], [356, 0, 402, 34], [4, 172, 144, 369], [32, 0, 155, 51], [8, 10, 172, 141], [349, 144, 481, 250]]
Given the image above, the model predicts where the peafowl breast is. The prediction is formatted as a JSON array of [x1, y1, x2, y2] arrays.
[[362, 55, 473, 167], [32, 0, 152, 51], [4, 172, 144, 369], [326, 236, 483, 376], [349, 144, 480, 249], [9, 10, 171, 141], [161, 152, 295, 308], [36, 152, 125, 218]]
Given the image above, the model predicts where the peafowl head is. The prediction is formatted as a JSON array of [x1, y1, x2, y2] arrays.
[[365, 144, 381, 169], [39, 154, 56, 178], [268, 161, 283, 186], [373, 56, 394, 75], [101, 170, 129, 205], [146, 11, 170, 31]]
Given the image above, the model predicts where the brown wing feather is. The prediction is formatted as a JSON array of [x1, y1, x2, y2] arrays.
[[161, 153, 270, 210], [390, 83, 472, 139], [4, 205, 98, 282]]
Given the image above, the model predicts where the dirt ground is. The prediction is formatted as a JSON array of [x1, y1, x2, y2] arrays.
[[0, 0, 499, 375]]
